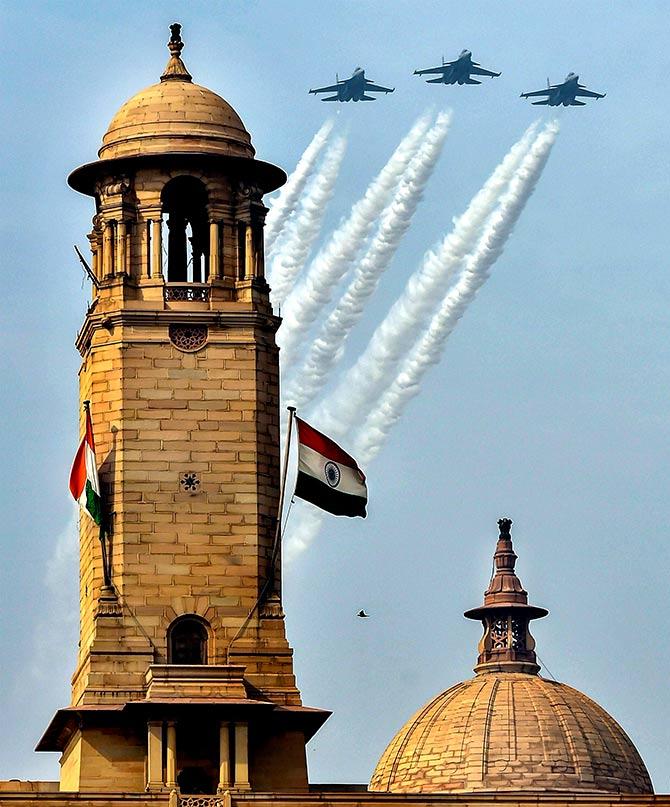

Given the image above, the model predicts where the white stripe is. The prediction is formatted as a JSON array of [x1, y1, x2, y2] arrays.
[[84, 443, 101, 496], [298, 443, 367, 498]]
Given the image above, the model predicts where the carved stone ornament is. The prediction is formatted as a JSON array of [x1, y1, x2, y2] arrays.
[[96, 176, 131, 201], [179, 472, 201, 494], [169, 324, 208, 352], [236, 180, 263, 204]]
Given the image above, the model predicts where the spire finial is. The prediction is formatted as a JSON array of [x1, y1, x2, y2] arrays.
[[464, 518, 549, 676], [161, 22, 193, 83]]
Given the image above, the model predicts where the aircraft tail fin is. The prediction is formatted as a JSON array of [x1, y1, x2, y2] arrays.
[[569, 99, 586, 105], [465, 78, 482, 84], [427, 77, 445, 84], [360, 94, 377, 101], [532, 99, 550, 105], [547, 77, 551, 88], [321, 95, 341, 102]]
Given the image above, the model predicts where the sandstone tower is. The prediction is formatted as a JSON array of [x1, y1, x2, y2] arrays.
[[37, 25, 328, 794]]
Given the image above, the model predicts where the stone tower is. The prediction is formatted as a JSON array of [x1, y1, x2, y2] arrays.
[[38, 25, 328, 794]]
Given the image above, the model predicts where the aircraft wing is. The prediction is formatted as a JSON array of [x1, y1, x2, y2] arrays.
[[309, 83, 343, 95], [414, 65, 450, 75], [575, 87, 605, 98], [364, 81, 394, 93], [471, 65, 500, 77], [520, 88, 552, 98]]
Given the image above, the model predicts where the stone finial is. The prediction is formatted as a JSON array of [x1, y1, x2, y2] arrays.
[[161, 23, 193, 83], [497, 517, 512, 537]]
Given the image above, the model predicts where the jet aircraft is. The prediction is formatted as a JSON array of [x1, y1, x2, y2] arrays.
[[520, 73, 605, 106], [309, 68, 394, 102], [414, 49, 500, 85]]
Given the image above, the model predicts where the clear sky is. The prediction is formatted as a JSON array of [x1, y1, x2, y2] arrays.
[[1, 0, 669, 791]]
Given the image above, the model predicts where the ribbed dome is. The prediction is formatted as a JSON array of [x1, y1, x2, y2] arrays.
[[369, 672, 652, 794], [370, 520, 652, 795], [99, 79, 254, 160]]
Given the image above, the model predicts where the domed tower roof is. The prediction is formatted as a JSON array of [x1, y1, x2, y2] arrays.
[[369, 519, 652, 795], [69, 24, 284, 195]]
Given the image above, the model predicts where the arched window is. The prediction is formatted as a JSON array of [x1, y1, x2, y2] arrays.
[[168, 615, 209, 665], [161, 177, 209, 283]]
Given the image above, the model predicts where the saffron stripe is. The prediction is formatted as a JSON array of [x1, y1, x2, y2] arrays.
[[295, 417, 362, 471]]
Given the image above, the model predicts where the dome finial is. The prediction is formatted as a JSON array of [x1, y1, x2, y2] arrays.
[[464, 517, 548, 675], [161, 23, 192, 83]]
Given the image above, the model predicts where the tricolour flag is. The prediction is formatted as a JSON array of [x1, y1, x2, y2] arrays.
[[69, 405, 103, 526], [294, 417, 367, 518]]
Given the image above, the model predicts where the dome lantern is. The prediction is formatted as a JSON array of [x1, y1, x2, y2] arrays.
[[464, 518, 548, 675]]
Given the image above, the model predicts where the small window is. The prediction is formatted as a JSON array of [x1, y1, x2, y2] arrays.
[[168, 616, 209, 664]]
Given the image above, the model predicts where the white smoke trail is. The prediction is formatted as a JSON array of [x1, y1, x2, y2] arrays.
[[312, 120, 540, 440], [268, 135, 348, 310], [283, 111, 452, 410], [284, 504, 325, 562], [265, 119, 335, 253], [354, 121, 560, 464], [277, 112, 436, 371]]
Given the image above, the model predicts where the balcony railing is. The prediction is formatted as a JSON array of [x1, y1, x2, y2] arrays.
[[164, 283, 211, 302]]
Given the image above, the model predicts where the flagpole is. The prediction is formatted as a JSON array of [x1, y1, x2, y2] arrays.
[[269, 406, 296, 599], [226, 406, 296, 661], [83, 400, 111, 589]]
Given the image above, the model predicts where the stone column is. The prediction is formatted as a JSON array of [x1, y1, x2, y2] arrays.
[[245, 225, 254, 279], [166, 721, 177, 789], [116, 220, 127, 276], [151, 217, 163, 280], [147, 721, 164, 791], [87, 233, 99, 285], [217, 721, 231, 792], [102, 221, 114, 278], [234, 722, 251, 790], [209, 220, 221, 281]]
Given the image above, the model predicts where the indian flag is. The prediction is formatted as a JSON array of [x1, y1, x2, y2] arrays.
[[294, 417, 367, 518], [69, 404, 103, 526]]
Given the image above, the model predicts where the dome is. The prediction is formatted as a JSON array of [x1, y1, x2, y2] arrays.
[[99, 79, 254, 161], [99, 25, 253, 160], [369, 519, 652, 795], [370, 672, 652, 794], [68, 24, 285, 196]]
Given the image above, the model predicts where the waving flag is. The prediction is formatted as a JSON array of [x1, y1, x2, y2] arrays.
[[294, 417, 367, 517], [69, 403, 103, 526]]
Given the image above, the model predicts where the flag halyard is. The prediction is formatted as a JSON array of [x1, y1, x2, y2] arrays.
[[294, 417, 367, 518]]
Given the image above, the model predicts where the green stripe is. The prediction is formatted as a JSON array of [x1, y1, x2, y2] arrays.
[[85, 480, 103, 526]]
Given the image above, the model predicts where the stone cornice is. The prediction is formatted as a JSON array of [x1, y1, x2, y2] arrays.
[[75, 308, 281, 357]]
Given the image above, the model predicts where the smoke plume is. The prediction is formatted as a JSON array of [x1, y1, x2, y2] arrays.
[[311, 121, 540, 440], [277, 112, 435, 370], [354, 121, 560, 463], [283, 111, 451, 410], [268, 135, 348, 310], [264, 119, 335, 253]]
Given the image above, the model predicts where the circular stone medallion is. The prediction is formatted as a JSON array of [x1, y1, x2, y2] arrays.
[[169, 324, 208, 352]]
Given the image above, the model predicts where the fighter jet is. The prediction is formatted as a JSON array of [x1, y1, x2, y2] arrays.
[[309, 68, 394, 102], [414, 49, 500, 85], [520, 73, 606, 106]]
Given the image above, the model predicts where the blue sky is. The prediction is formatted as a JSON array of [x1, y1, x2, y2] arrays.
[[1, 0, 669, 791]]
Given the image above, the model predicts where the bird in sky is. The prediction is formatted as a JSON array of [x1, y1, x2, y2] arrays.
[[357, 610, 370, 618]]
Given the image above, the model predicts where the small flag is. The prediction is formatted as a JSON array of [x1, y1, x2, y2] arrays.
[[294, 417, 367, 517], [69, 404, 103, 526]]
